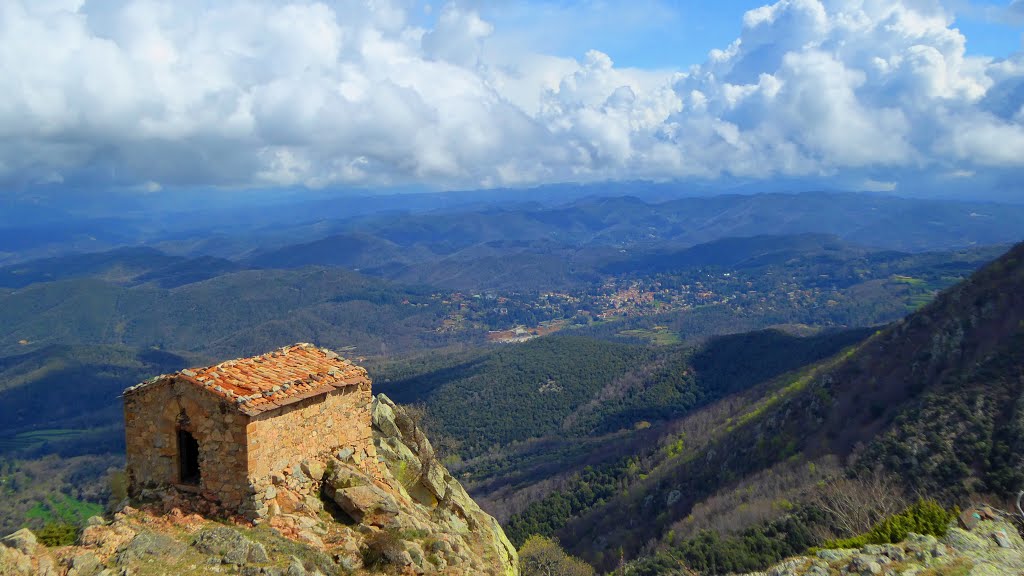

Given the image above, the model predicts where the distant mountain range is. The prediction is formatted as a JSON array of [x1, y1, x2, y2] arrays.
[[4, 190, 1023, 269], [243, 192, 1024, 288], [1, 190, 1023, 573]]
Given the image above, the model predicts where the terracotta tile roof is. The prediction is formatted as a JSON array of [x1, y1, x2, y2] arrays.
[[126, 343, 369, 416]]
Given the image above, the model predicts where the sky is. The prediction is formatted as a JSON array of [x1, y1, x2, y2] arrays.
[[1, 0, 1023, 198]]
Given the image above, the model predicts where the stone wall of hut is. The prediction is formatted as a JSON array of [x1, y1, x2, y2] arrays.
[[242, 381, 377, 518], [123, 376, 250, 508]]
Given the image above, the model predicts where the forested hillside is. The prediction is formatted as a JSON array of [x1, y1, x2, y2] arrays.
[[378, 327, 872, 529], [0, 267, 454, 358], [532, 241, 1024, 571]]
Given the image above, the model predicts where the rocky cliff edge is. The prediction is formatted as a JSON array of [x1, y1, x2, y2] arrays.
[[739, 507, 1024, 576], [0, 393, 518, 576]]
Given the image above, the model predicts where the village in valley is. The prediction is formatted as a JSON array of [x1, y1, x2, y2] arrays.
[[426, 268, 843, 343], [417, 251, 956, 344]]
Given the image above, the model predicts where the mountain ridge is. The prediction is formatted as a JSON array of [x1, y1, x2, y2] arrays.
[[549, 241, 1024, 569]]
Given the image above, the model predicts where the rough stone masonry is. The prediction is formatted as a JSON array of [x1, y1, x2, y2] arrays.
[[122, 343, 381, 519]]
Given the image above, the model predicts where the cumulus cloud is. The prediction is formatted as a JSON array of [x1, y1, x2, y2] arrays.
[[0, 0, 1021, 192]]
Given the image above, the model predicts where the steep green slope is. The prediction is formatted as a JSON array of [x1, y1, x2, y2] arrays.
[[381, 337, 649, 459], [553, 241, 1024, 570], [379, 328, 870, 529]]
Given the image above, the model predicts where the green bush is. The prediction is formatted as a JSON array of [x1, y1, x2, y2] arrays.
[[825, 499, 956, 549], [34, 521, 79, 546], [519, 535, 595, 576]]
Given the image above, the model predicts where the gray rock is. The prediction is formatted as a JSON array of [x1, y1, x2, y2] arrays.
[[300, 460, 325, 481], [192, 527, 269, 565], [765, 559, 803, 575], [336, 447, 355, 462], [325, 463, 373, 490], [944, 527, 987, 553], [369, 393, 519, 575], [994, 529, 1013, 548], [905, 533, 938, 550], [861, 561, 882, 575], [372, 395, 403, 439], [332, 485, 400, 525], [1, 528, 38, 555], [38, 555, 59, 576], [805, 560, 830, 576], [336, 555, 359, 571], [429, 539, 452, 555], [881, 544, 905, 561], [848, 554, 885, 575], [384, 547, 414, 567], [296, 530, 324, 548], [0, 545, 34, 576], [406, 541, 426, 568], [287, 557, 308, 576], [68, 552, 102, 576], [116, 531, 187, 563], [303, 494, 324, 514], [85, 516, 106, 527]]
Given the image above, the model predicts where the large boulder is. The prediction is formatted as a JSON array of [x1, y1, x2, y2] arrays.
[[0, 545, 34, 576], [371, 393, 519, 576], [0, 529, 37, 556], [116, 530, 187, 563], [332, 484, 400, 526], [192, 526, 269, 565], [0, 528, 61, 576], [66, 552, 102, 576]]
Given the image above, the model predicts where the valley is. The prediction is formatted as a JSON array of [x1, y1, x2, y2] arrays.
[[1, 188, 1023, 575]]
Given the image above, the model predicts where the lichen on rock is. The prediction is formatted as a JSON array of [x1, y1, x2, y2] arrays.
[[738, 514, 1024, 576]]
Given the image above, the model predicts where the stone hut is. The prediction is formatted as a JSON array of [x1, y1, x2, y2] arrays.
[[123, 343, 378, 518]]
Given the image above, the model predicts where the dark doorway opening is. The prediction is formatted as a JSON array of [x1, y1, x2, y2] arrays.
[[177, 430, 200, 485]]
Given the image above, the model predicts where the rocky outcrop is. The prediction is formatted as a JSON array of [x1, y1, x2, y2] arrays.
[[0, 394, 518, 576], [740, 515, 1024, 576], [322, 393, 518, 575]]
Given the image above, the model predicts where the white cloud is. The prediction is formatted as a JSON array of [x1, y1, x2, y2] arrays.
[[862, 178, 897, 192], [0, 0, 1021, 192]]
